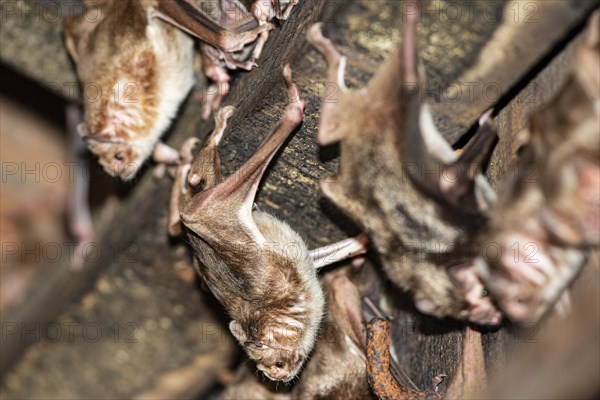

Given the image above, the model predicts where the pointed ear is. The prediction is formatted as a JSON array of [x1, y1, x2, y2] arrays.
[[439, 111, 497, 208], [63, 19, 80, 63], [63, 6, 103, 64], [229, 320, 248, 343]]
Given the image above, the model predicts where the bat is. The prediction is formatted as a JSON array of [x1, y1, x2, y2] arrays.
[[475, 12, 600, 324], [169, 67, 370, 382], [63, 0, 196, 180], [171, 66, 324, 383], [153, 0, 300, 118], [219, 268, 370, 398], [306, 5, 502, 325]]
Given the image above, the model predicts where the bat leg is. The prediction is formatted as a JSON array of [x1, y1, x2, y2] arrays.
[[440, 109, 497, 203], [328, 273, 366, 351], [171, 105, 235, 235], [306, 24, 347, 91], [278, 0, 300, 20], [199, 45, 232, 120], [168, 138, 201, 237], [251, 31, 269, 63], [307, 23, 352, 145], [181, 67, 303, 239], [309, 234, 369, 269], [66, 103, 93, 271]]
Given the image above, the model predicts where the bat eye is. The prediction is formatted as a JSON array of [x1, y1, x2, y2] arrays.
[[114, 152, 124, 161], [481, 289, 489, 297], [275, 361, 284, 368]]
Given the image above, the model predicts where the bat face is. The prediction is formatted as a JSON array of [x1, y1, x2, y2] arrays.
[[307, 6, 500, 325], [233, 325, 304, 382], [64, 0, 195, 180], [83, 138, 142, 180], [476, 229, 585, 324]]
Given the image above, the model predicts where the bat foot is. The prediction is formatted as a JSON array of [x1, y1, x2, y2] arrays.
[[197, 83, 229, 120], [429, 374, 446, 392]]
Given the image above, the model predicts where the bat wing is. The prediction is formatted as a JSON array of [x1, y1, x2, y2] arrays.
[[182, 66, 305, 253], [156, 0, 265, 52]]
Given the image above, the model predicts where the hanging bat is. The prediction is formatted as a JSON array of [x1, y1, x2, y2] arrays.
[[63, 0, 196, 180], [169, 66, 367, 383], [306, 6, 502, 325], [153, 0, 300, 118], [219, 268, 370, 399], [475, 12, 600, 324]]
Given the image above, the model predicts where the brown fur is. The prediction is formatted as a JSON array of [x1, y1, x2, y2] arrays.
[[307, 10, 501, 325], [64, 0, 195, 179], [171, 70, 324, 382], [477, 12, 600, 324]]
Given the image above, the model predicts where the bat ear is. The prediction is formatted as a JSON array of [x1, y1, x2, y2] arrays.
[[229, 320, 248, 343], [63, 2, 106, 63], [63, 12, 90, 64], [439, 111, 497, 211]]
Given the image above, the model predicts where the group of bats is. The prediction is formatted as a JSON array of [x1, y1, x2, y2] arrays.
[[62, 0, 600, 396]]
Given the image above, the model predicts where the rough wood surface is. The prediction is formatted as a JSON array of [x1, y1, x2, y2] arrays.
[[1, 0, 598, 398]]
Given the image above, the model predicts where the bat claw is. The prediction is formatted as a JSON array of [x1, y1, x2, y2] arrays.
[[430, 374, 447, 391]]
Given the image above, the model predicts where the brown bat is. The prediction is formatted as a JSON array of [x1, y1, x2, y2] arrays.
[[170, 66, 326, 383], [219, 268, 370, 399], [154, 0, 300, 118], [475, 12, 600, 324], [63, 0, 196, 180], [306, 9, 502, 325]]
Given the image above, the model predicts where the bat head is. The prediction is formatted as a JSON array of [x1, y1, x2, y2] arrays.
[[78, 123, 145, 180], [64, 1, 195, 181], [475, 228, 585, 324], [229, 320, 306, 382]]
